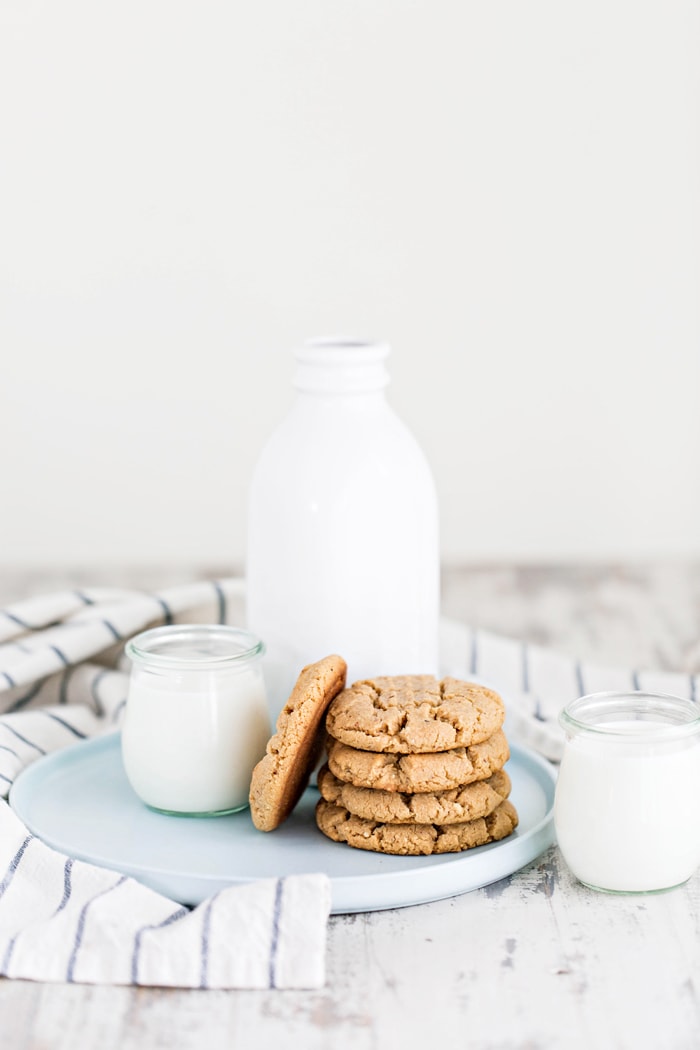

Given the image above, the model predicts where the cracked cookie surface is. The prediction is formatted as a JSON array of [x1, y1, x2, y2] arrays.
[[325, 675, 505, 753], [315, 797, 519, 855], [317, 764, 511, 824], [249, 654, 347, 831], [326, 728, 509, 793]]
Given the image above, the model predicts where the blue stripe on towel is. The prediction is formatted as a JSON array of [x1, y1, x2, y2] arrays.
[[2, 853, 72, 975], [213, 581, 227, 625], [90, 669, 108, 716], [59, 666, 75, 705], [102, 620, 122, 642], [66, 875, 128, 982], [50, 645, 70, 667], [1, 934, 18, 974], [7, 680, 45, 714], [1, 724, 46, 755], [268, 878, 284, 989], [54, 858, 74, 915], [575, 661, 585, 697], [131, 907, 188, 984], [0, 835, 33, 899], [2, 610, 61, 632], [199, 897, 215, 989], [154, 596, 173, 626], [41, 712, 87, 739]]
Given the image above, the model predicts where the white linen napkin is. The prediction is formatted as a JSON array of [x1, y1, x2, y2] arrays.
[[0, 578, 697, 987]]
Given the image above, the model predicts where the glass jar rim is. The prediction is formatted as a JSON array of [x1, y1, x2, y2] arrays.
[[559, 690, 700, 741], [125, 624, 265, 670]]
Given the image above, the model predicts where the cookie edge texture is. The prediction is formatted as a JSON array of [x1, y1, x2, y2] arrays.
[[249, 654, 347, 831], [315, 797, 519, 855], [317, 763, 512, 824], [326, 728, 510, 793]]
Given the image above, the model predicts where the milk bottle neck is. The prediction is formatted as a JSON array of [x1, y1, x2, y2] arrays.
[[293, 339, 390, 400]]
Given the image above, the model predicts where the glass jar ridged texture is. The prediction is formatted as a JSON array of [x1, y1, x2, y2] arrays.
[[554, 691, 700, 893], [122, 625, 270, 816]]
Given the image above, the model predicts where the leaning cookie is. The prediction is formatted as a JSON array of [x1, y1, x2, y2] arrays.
[[326, 729, 510, 793], [249, 654, 347, 831], [325, 675, 505, 754], [315, 798, 519, 855], [317, 764, 511, 825]]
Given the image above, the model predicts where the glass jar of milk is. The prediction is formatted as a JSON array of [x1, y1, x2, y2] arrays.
[[122, 625, 270, 816], [555, 691, 700, 893], [247, 338, 440, 720]]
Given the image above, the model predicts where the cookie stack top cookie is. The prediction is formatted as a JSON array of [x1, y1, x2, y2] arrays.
[[325, 675, 506, 754]]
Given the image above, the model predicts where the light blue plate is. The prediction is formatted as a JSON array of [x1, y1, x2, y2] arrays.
[[9, 732, 555, 913]]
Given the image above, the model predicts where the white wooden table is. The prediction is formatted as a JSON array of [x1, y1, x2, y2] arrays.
[[2, 564, 700, 1050]]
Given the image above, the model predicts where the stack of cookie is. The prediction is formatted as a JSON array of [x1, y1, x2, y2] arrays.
[[315, 675, 518, 855]]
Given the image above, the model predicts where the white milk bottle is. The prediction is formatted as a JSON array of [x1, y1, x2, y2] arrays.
[[247, 338, 440, 718]]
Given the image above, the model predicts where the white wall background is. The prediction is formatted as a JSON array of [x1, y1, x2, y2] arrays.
[[1, 1, 698, 568]]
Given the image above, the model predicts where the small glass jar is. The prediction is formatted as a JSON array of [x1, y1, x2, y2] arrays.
[[122, 625, 270, 816], [554, 691, 700, 893]]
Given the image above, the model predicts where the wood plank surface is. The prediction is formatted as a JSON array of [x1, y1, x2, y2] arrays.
[[2, 564, 699, 1050]]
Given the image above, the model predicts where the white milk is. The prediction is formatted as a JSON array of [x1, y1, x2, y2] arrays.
[[555, 724, 700, 892], [123, 626, 270, 815]]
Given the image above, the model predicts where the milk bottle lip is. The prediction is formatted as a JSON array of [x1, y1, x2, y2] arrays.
[[298, 337, 390, 364], [126, 624, 265, 671], [294, 338, 391, 393], [560, 690, 700, 742]]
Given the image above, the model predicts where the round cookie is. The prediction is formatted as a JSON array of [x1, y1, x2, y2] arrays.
[[317, 764, 511, 825], [249, 654, 347, 831], [325, 675, 505, 753], [326, 729, 510, 793], [315, 798, 519, 855]]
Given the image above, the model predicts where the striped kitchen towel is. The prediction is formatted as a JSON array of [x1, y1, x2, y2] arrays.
[[0, 579, 330, 989], [0, 808, 329, 988], [0, 578, 697, 986]]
